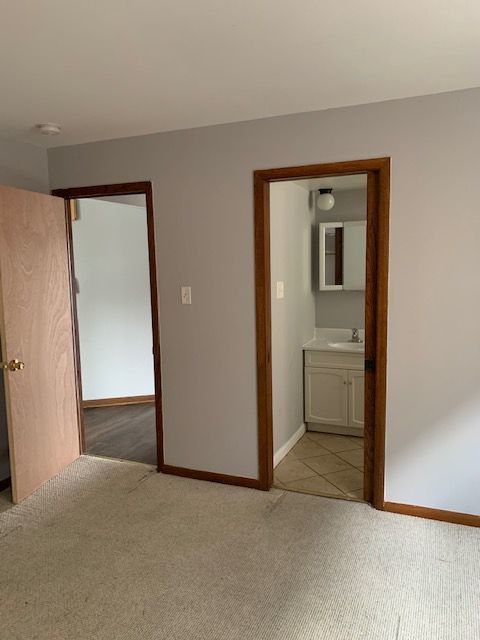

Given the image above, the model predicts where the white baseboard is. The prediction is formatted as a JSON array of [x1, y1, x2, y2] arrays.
[[274, 423, 306, 468], [306, 423, 364, 437]]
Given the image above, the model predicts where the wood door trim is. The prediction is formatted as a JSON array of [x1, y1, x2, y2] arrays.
[[384, 501, 480, 528], [161, 464, 261, 489], [83, 395, 155, 409], [52, 182, 151, 199], [63, 197, 85, 452], [254, 158, 390, 507], [254, 158, 389, 182], [52, 182, 164, 471]]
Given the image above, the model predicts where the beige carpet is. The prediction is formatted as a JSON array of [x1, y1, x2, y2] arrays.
[[0, 456, 479, 640]]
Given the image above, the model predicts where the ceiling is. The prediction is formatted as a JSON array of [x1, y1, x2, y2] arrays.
[[2, 1, 480, 148], [295, 175, 367, 192]]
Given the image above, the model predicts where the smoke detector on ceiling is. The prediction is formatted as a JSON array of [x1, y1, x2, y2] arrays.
[[36, 123, 61, 136]]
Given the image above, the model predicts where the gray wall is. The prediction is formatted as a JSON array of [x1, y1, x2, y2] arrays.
[[0, 135, 49, 193], [48, 88, 480, 515], [315, 188, 366, 328], [315, 291, 365, 330], [270, 182, 315, 457], [0, 135, 49, 482]]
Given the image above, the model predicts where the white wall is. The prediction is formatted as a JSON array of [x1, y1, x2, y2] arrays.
[[98, 194, 146, 207], [0, 135, 50, 482], [72, 198, 154, 400], [270, 182, 315, 459], [315, 188, 366, 329], [48, 88, 480, 515]]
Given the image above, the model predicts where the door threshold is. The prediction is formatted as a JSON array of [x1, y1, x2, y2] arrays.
[[273, 483, 366, 504], [81, 453, 156, 469]]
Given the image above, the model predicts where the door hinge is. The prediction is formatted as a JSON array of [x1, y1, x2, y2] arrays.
[[364, 359, 375, 372]]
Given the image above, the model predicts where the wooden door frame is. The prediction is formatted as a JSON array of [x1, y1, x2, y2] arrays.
[[51, 182, 164, 470], [254, 158, 390, 508]]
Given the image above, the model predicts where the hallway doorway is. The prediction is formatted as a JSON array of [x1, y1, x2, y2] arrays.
[[53, 183, 163, 469]]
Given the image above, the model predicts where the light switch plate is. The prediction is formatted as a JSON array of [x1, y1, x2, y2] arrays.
[[181, 286, 192, 304], [276, 281, 284, 299]]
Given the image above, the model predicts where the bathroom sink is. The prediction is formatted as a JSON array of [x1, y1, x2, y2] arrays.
[[328, 341, 365, 352]]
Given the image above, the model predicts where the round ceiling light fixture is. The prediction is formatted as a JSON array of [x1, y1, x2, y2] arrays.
[[36, 123, 61, 136], [317, 188, 335, 211]]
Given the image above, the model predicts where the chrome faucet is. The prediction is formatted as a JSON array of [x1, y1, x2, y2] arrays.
[[350, 328, 362, 343]]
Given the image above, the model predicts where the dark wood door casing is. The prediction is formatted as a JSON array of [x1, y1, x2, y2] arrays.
[[253, 158, 390, 508], [52, 182, 164, 470]]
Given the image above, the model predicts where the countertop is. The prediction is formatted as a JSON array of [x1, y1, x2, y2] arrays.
[[302, 337, 364, 354], [302, 328, 365, 354]]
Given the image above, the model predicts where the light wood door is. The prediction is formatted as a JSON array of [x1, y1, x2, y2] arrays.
[[348, 370, 365, 429], [304, 367, 348, 425], [0, 186, 80, 503]]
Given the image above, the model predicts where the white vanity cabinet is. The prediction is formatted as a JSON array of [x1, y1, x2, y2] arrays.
[[348, 370, 364, 429], [304, 350, 364, 436], [305, 367, 348, 426]]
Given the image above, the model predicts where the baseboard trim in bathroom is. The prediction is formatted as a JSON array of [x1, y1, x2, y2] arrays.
[[161, 464, 261, 490], [273, 423, 306, 469], [83, 395, 155, 409], [384, 501, 480, 528], [306, 423, 363, 438]]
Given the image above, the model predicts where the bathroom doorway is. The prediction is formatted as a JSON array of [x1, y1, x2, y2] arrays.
[[254, 159, 389, 508], [52, 183, 163, 469]]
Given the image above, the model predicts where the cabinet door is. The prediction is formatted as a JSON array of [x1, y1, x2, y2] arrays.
[[343, 221, 366, 290], [305, 367, 348, 425], [348, 370, 364, 428]]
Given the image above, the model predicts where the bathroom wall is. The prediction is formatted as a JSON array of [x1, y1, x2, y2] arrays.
[[270, 181, 315, 460], [72, 198, 155, 400], [48, 87, 480, 515], [315, 188, 366, 329], [0, 135, 50, 484]]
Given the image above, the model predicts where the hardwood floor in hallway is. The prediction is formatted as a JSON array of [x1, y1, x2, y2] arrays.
[[84, 403, 157, 465]]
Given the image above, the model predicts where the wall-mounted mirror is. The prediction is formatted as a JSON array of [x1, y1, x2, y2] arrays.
[[319, 221, 366, 291], [319, 222, 343, 290]]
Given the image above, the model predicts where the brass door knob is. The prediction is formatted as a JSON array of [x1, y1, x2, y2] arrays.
[[1, 359, 25, 372]]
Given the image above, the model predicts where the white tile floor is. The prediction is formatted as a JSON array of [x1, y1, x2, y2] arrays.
[[274, 431, 364, 501]]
